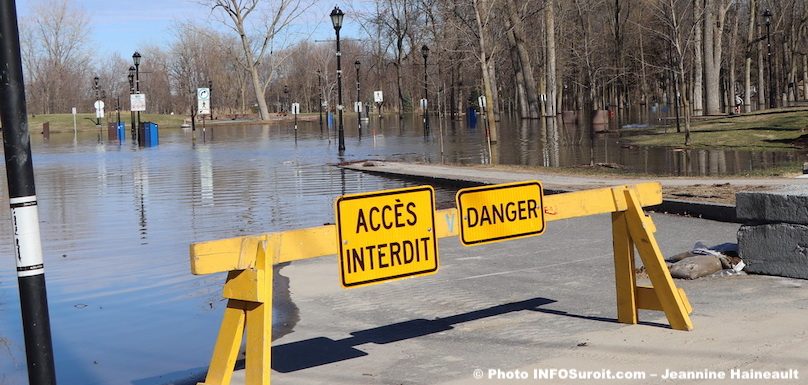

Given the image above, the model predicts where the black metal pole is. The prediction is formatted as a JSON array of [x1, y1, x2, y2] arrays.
[[765, 20, 775, 109], [116, 96, 121, 125], [356, 64, 361, 131], [423, 55, 429, 134], [336, 29, 345, 152], [94, 82, 100, 126], [130, 93, 135, 140], [208, 80, 214, 120], [135, 63, 141, 145], [0, 2, 57, 384], [318, 70, 323, 131]]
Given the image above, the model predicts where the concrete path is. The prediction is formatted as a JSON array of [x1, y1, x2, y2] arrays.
[[225, 212, 808, 384], [339, 161, 807, 190]]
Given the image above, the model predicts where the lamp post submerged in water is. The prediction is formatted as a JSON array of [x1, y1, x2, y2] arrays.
[[331, 6, 345, 152]]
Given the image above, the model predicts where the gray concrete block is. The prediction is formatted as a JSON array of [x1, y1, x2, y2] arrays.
[[738, 223, 808, 279], [736, 186, 808, 224]]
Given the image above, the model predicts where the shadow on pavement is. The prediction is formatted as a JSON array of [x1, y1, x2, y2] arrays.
[[531, 308, 671, 329], [272, 297, 558, 373]]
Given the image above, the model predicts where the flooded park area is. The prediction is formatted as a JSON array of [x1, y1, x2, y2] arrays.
[[0, 115, 805, 384]]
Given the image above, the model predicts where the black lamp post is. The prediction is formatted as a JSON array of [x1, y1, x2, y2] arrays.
[[128, 66, 135, 139], [421, 44, 429, 134], [763, 9, 775, 109], [208, 80, 214, 120], [355, 60, 361, 131], [283, 84, 289, 113], [132, 51, 142, 142], [93, 76, 100, 125], [317, 69, 323, 131], [331, 5, 345, 152]]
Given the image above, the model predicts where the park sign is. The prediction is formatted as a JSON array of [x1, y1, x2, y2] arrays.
[[130, 93, 146, 112], [335, 186, 438, 288], [197, 87, 210, 115], [456, 181, 545, 246]]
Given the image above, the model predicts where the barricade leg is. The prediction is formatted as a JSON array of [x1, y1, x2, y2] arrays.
[[198, 301, 247, 385], [245, 293, 271, 385], [199, 241, 273, 385], [611, 211, 638, 325], [622, 188, 693, 331]]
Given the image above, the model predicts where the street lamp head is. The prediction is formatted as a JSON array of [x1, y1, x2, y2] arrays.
[[763, 9, 772, 25], [208, 80, 212, 89], [421, 45, 429, 59], [132, 51, 141, 66], [284, 85, 289, 94], [330, 6, 344, 31], [354, 60, 360, 70], [93, 76, 99, 88]]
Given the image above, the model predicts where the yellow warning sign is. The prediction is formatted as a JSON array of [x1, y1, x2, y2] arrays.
[[335, 186, 439, 288], [456, 181, 545, 246]]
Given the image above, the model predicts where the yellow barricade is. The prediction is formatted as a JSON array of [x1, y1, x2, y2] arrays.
[[190, 182, 693, 385]]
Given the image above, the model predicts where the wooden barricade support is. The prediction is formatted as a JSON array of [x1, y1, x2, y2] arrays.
[[190, 182, 693, 385]]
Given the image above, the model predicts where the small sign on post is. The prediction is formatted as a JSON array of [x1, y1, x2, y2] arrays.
[[373, 91, 384, 103], [354, 101, 363, 113], [130, 94, 146, 112], [291, 102, 300, 115], [94, 100, 105, 119], [478, 95, 487, 109], [335, 186, 439, 288], [419, 98, 428, 109], [197, 88, 210, 115]]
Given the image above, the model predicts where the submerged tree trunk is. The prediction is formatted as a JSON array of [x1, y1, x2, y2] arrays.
[[507, 0, 540, 119], [506, 24, 530, 118], [473, 0, 498, 142]]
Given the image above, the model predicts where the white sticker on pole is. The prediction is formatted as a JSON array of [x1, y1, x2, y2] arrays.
[[10, 196, 44, 277]]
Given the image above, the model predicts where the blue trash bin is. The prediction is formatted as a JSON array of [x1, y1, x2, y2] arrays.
[[117, 122, 125, 142], [148, 122, 158, 146], [141, 122, 159, 147]]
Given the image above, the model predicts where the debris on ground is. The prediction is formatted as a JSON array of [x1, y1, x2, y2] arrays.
[[667, 242, 745, 279]]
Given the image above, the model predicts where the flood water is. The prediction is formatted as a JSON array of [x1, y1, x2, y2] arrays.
[[0, 115, 803, 384]]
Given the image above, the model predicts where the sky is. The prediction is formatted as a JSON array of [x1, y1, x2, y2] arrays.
[[16, 0, 369, 59]]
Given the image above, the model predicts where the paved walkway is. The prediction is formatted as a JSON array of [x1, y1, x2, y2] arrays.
[[340, 161, 807, 190]]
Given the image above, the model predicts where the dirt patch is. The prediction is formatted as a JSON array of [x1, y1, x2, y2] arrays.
[[662, 183, 775, 205]]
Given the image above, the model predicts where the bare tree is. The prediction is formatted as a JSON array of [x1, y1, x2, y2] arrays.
[[701, 0, 733, 115], [21, 0, 91, 114], [205, 0, 311, 120]]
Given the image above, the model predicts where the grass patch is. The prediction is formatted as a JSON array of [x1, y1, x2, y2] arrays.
[[624, 108, 808, 150], [21, 113, 186, 133]]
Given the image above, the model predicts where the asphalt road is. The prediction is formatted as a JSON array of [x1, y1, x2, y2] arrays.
[[222, 211, 808, 384]]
